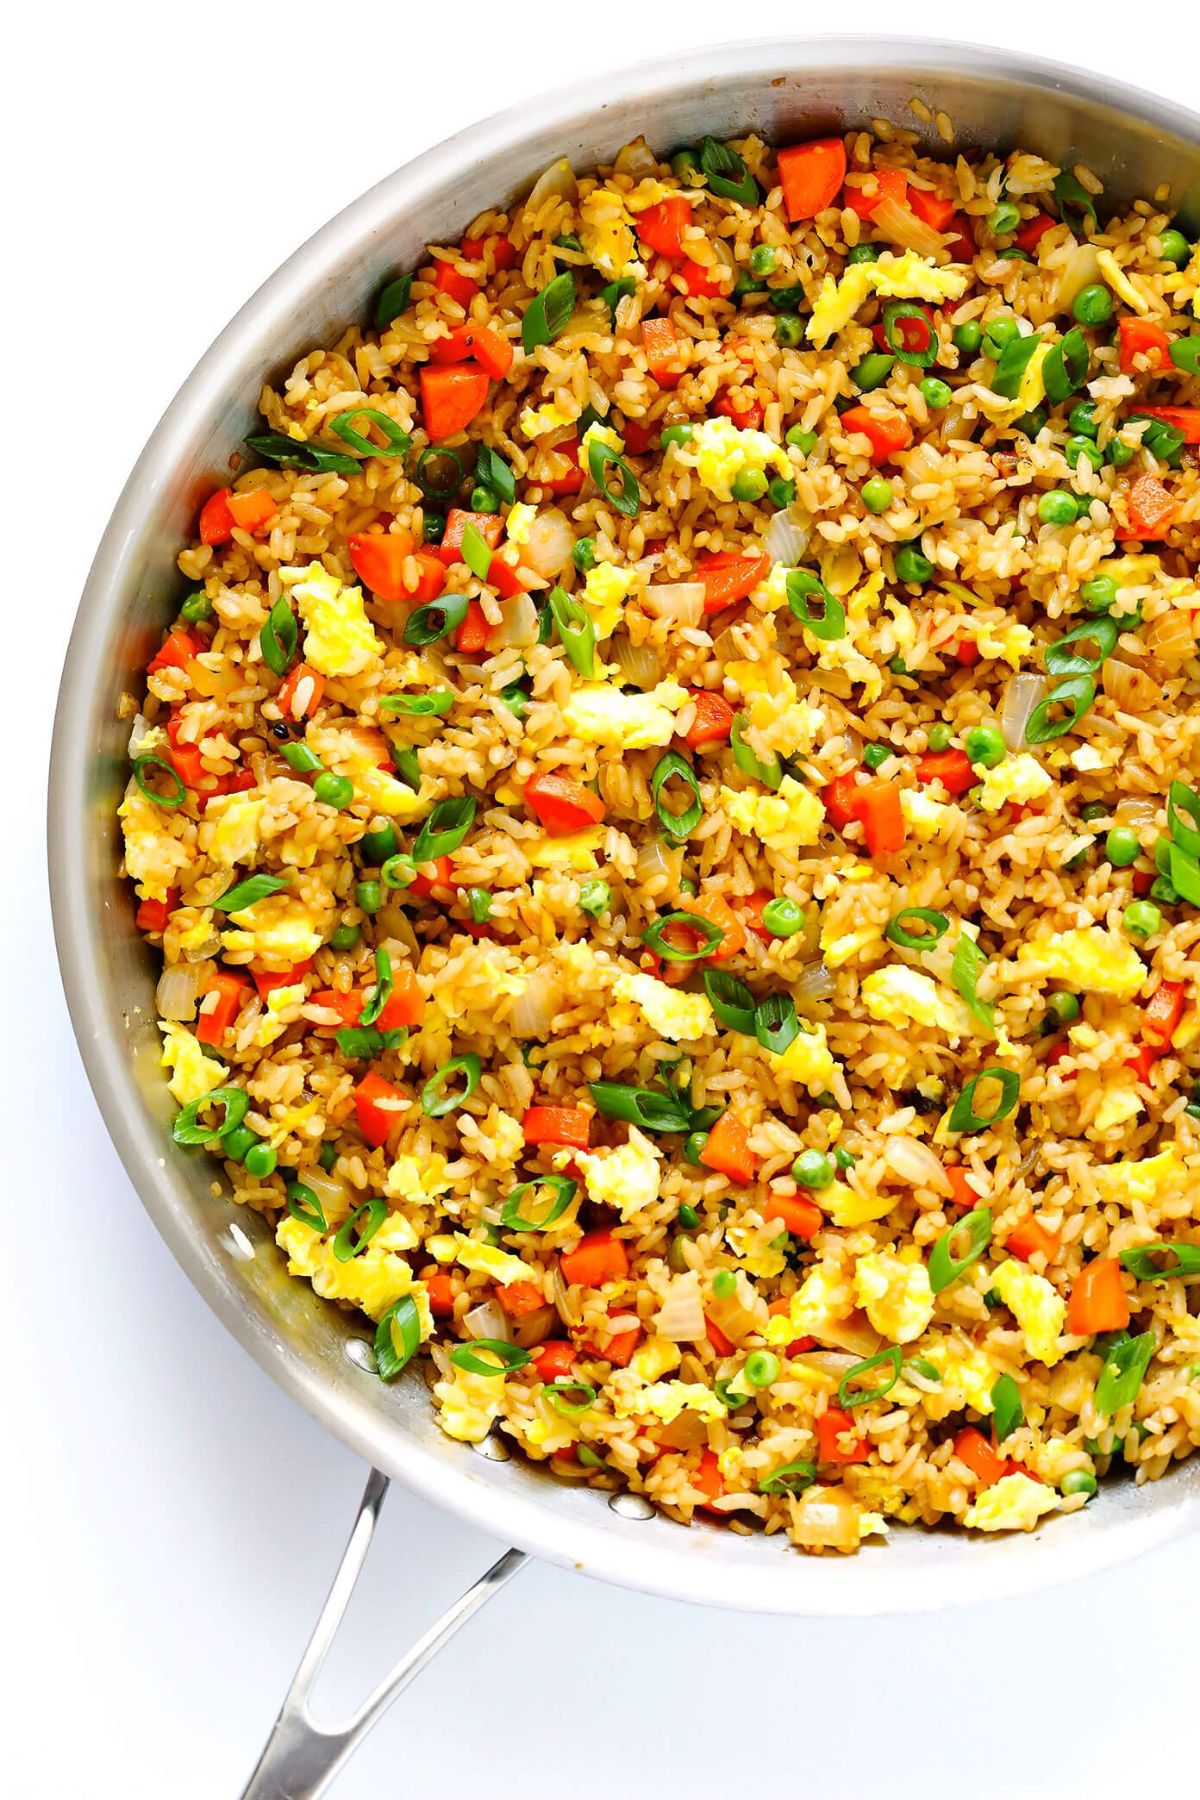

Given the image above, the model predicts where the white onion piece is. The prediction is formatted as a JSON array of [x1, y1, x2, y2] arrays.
[[156, 961, 205, 1022], [1103, 658, 1160, 712], [520, 508, 573, 579], [614, 136, 658, 178], [793, 961, 835, 1007], [510, 1305, 556, 1349], [642, 582, 704, 625], [653, 1270, 706, 1342], [820, 1315, 883, 1358], [883, 1135, 953, 1195], [509, 967, 562, 1038], [873, 194, 944, 258], [526, 158, 576, 211], [789, 1484, 863, 1552], [464, 1298, 511, 1342], [302, 1165, 353, 1227], [1001, 672, 1048, 750], [764, 505, 811, 567], [1114, 796, 1159, 828], [375, 905, 419, 956], [497, 590, 540, 649], [611, 634, 661, 689], [1056, 242, 1101, 313], [127, 711, 156, 756], [635, 836, 682, 891], [793, 1349, 860, 1376]]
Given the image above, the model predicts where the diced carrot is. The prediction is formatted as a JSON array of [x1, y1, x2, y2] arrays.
[[915, 748, 976, 796], [407, 854, 455, 899], [439, 508, 505, 569], [251, 959, 313, 999], [455, 599, 491, 654], [854, 779, 906, 856], [821, 773, 861, 829], [347, 529, 419, 602], [167, 740, 211, 791], [777, 137, 847, 221], [277, 662, 325, 721], [816, 1407, 869, 1465], [840, 404, 913, 462], [1132, 404, 1200, 445], [486, 552, 534, 598], [354, 1072, 405, 1148], [907, 186, 957, 232], [678, 258, 727, 298], [1117, 316, 1171, 374], [764, 1192, 822, 1239], [1005, 1216, 1062, 1264], [951, 636, 981, 666], [377, 966, 425, 1029], [944, 1165, 980, 1210], [1015, 212, 1056, 254], [713, 389, 764, 431], [524, 771, 605, 835], [432, 260, 479, 305], [429, 320, 513, 379], [954, 1426, 1008, 1488], [410, 549, 452, 602], [638, 196, 693, 258], [135, 889, 178, 933], [1044, 1035, 1073, 1070], [641, 316, 685, 387], [1124, 1043, 1157, 1086], [843, 166, 908, 219], [420, 365, 489, 440], [523, 1104, 591, 1149], [1142, 979, 1187, 1050], [1123, 472, 1178, 540], [195, 970, 250, 1046], [623, 419, 658, 455], [705, 1314, 734, 1356], [198, 487, 236, 545], [943, 211, 977, 264], [147, 628, 203, 676], [532, 1340, 579, 1380], [699, 1113, 757, 1184], [695, 549, 771, 613], [737, 890, 772, 945], [560, 1231, 629, 1288], [495, 1280, 547, 1319], [460, 232, 517, 270], [426, 1272, 457, 1317], [308, 987, 363, 1032], [694, 1447, 726, 1510], [684, 688, 735, 749], [595, 1319, 640, 1367], [540, 436, 585, 495], [227, 489, 279, 535], [1067, 1258, 1130, 1336]]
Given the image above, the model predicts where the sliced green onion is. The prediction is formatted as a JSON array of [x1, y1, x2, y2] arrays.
[[375, 1294, 422, 1380], [1169, 336, 1200, 376], [1024, 674, 1096, 744], [521, 271, 576, 353], [172, 1086, 250, 1146], [730, 713, 782, 789], [928, 1205, 994, 1293], [330, 407, 412, 458], [651, 751, 703, 840], [260, 598, 298, 677], [753, 993, 799, 1056], [501, 1175, 577, 1232], [700, 135, 759, 205], [378, 690, 455, 716], [280, 741, 323, 774], [838, 1346, 903, 1408], [460, 522, 493, 582], [548, 586, 596, 676], [1168, 844, 1200, 906], [450, 1339, 532, 1377], [951, 934, 996, 1033], [413, 794, 476, 862], [641, 910, 724, 960], [906, 1357, 941, 1382], [991, 1371, 1024, 1441], [598, 276, 636, 321], [285, 1182, 327, 1230], [1043, 326, 1090, 404], [1044, 617, 1118, 678], [1119, 1242, 1200, 1281], [785, 569, 846, 640], [332, 1198, 388, 1261], [989, 330, 1042, 398], [335, 1026, 406, 1060], [415, 446, 464, 502], [1167, 780, 1200, 857], [403, 592, 469, 646], [475, 444, 516, 504], [212, 873, 290, 913], [390, 747, 421, 792], [882, 301, 937, 368], [1094, 1329, 1155, 1416], [245, 432, 359, 476], [948, 1069, 1019, 1133], [587, 440, 640, 516], [544, 1377, 598, 1417], [375, 272, 413, 329], [885, 907, 948, 950], [422, 1053, 481, 1117], [358, 947, 393, 1027], [381, 852, 418, 890], [703, 969, 756, 1034], [132, 754, 186, 809], [757, 1458, 817, 1495], [588, 1081, 692, 1133], [1052, 171, 1098, 227]]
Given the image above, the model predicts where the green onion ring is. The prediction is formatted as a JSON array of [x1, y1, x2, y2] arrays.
[[651, 750, 704, 840], [172, 1086, 250, 1147], [641, 910, 725, 961], [330, 407, 412, 458], [948, 1069, 1020, 1133], [132, 753, 187, 809], [285, 1182, 327, 1231], [501, 1175, 577, 1232], [544, 1377, 598, 1417], [422, 1054, 482, 1117], [450, 1339, 532, 1377], [332, 1199, 388, 1262], [838, 1345, 903, 1409], [928, 1205, 994, 1293], [884, 906, 949, 950], [1119, 1242, 1200, 1281]]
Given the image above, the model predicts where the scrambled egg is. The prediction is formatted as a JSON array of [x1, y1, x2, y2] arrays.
[[577, 1126, 661, 1220], [1096, 249, 1149, 314], [900, 789, 958, 843], [825, 1183, 895, 1228], [612, 970, 713, 1041], [767, 1021, 841, 1096], [253, 981, 305, 1048], [614, 1380, 727, 1424], [992, 1259, 1065, 1365], [282, 563, 382, 679], [675, 416, 792, 503], [963, 1472, 1060, 1532], [748, 562, 792, 613], [765, 1262, 853, 1347], [806, 251, 969, 348], [505, 502, 536, 545], [159, 1022, 227, 1106], [985, 338, 1052, 418], [220, 893, 327, 969], [1093, 1144, 1185, 1203], [526, 826, 605, 871], [725, 1220, 788, 1280], [1094, 1080, 1144, 1132], [978, 753, 1053, 813], [726, 660, 826, 757], [853, 1250, 935, 1343], [561, 680, 688, 747], [581, 561, 638, 638], [277, 1212, 427, 1322], [969, 620, 1036, 668], [861, 966, 972, 1041], [922, 1338, 997, 1415], [384, 1154, 451, 1205], [433, 1367, 504, 1443], [520, 399, 577, 439], [119, 788, 192, 902], [579, 187, 638, 278], [720, 775, 825, 851], [1016, 927, 1145, 1000], [452, 1235, 534, 1288], [579, 420, 625, 467], [204, 792, 267, 869], [307, 725, 427, 822], [630, 1336, 682, 1382]]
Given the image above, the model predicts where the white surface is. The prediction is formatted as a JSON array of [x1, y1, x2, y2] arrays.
[[6, 4, 1199, 1794]]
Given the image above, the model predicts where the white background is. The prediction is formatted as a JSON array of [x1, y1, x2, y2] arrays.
[[6, 5, 1199, 1794]]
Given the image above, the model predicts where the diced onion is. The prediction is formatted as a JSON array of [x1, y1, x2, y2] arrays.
[[614, 136, 658, 178], [653, 1270, 706, 1342], [464, 1298, 511, 1342], [128, 712, 156, 756], [1114, 796, 1159, 828], [375, 905, 420, 956], [635, 836, 683, 892], [520, 508, 573, 579], [1103, 658, 1160, 712], [301, 1165, 354, 1228], [873, 195, 944, 259], [642, 582, 705, 625], [1056, 243, 1101, 314], [497, 590, 540, 649], [526, 158, 577, 211], [820, 1315, 884, 1358], [156, 961, 205, 1022], [509, 967, 562, 1038], [1001, 671, 1048, 750], [510, 1305, 556, 1349], [793, 961, 835, 1007], [788, 1483, 863, 1552], [792, 1349, 860, 1377], [764, 505, 811, 568], [1146, 608, 1196, 667], [611, 634, 661, 689], [657, 1411, 709, 1451], [883, 1135, 953, 1195]]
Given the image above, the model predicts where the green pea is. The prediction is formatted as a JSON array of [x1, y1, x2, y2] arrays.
[[660, 424, 694, 448], [732, 469, 768, 503], [712, 1269, 737, 1298], [244, 1142, 277, 1179], [1105, 438, 1136, 468], [572, 536, 597, 573], [469, 486, 500, 514], [671, 147, 703, 184], [222, 1125, 258, 1163], [1014, 407, 1047, 439], [863, 742, 891, 770], [1065, 436, 1104, 473], [1151, 876, 1179, 906], [987, 202, 1021, 236], [314, 772, 354, 809], [952, 320, 983, 356], [847, 243, 881, 264], [862, 476, 893, 514], [666, 1234, 691, 1274], [678, 1202, 700, 1230], [684, 1130, 709, 1166], [762, 896, 805, 937], [833, 1146, 857, 1171], [749, 245, 777, 277], [919, 376, 952, 410], [1078, 801, 1109, 823], [774, 313, 803, 348], [318, 1141, 338, 1171], [1081, 575, 1118, 613], [179, 590, 212, 625], [330, 922, 360, 951], [853, 352, 895, 392], [1105, 825, 1140, 867], [1073, 283, 1114, 326], [732, 272, 765, 300], [786, 425, 818, 455], [1068, 401, 1099, 439], [1038, 490, 1079, 526], [355, 880, 381, 916], [578, 878, 611, 918], [982, 315, 1020, 357], [1061, 1469, 1098, 1498], [1123, 899, 1162, 941], [1045, 990, 1081, 1027], [1157, 227, 1191, 268], [744, 1350, 780, 1389], [792, 1148, 835, 1190], [768, 477, 796, 507], [895, 542, 933, 585], [964, 723, 1006, 768], [927, 722, 954, 751], [422, 511, 445, 543]]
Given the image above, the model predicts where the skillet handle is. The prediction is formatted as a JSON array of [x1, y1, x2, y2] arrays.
[[241, 1467, 527, 1800]]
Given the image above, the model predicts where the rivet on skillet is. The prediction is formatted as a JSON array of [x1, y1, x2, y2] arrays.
[[472, 1431, 512, 1462], [345, 1338, 378, 1375], [608, 1492, 656, 1521]]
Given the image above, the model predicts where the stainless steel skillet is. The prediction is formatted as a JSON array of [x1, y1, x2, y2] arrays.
[[48, 36, 1200, 1797]]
